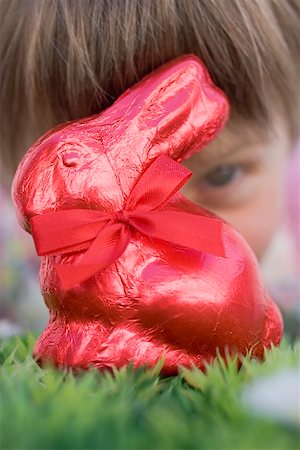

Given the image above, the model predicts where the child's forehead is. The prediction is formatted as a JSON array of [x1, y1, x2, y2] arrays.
[[196, 120, 265, 158], [185, 115, 291, 168]]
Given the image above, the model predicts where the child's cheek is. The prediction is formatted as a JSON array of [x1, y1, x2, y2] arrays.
[[215, 171, 286, 260]]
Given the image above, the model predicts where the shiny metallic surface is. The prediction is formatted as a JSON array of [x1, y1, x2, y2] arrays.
[[12, 56, 282, 374]]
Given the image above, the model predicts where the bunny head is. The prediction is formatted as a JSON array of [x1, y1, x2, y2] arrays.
[[12, 55, 282, 374], [13, 55, 229, 230]]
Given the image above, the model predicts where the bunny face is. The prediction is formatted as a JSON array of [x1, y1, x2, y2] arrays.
[[12, 122, 125, 228], [13, 56, 229, 229], [12, 56, 282, 374]]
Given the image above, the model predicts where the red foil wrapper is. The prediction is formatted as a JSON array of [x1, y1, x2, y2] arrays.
[[12, 55, 282, 375]]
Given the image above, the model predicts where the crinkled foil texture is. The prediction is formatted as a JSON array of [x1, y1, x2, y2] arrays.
[[12, 56, 283, 374]]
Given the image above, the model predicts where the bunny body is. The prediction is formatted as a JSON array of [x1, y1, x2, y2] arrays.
[[12, 56, 282, 374]]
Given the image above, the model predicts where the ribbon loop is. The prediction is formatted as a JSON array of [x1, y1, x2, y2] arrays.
[[30, 155, 225, 290], [125, 155, 192, 211]]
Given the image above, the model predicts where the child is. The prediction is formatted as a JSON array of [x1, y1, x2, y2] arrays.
[[1, 0, 299, 265]]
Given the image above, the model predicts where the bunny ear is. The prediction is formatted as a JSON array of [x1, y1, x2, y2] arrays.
[[102, 55, 230, 162]]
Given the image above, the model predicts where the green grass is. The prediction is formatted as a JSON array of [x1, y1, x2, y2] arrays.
[[0, 334, 299, 450]]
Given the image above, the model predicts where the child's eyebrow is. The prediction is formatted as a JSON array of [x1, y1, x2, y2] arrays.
[[183, 137, 267, 172], [200, 144, 243, 162], [185, 144, 247, 167]]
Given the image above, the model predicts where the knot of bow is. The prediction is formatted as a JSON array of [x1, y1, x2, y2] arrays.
[[30, 155, 225, 290]]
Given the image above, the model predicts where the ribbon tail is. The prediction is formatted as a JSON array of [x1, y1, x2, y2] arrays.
[[56, 223, 131, 290], [131, 210, 225, 257], [56, 264, 103, 291]]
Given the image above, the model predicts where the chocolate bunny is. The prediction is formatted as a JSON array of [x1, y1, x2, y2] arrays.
[[12, 56, 282, 374]]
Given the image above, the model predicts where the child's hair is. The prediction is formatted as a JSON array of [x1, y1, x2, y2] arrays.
[[1, 0, 300, 183]]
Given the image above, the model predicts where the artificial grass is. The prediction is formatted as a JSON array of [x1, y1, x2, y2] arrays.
[[0, 334, 299, 450]]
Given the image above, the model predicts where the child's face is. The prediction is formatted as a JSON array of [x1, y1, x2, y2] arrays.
[[182, 116, 291, 260]]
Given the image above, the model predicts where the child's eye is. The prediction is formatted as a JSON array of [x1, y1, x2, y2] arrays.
[[182, 162, 248, 209], [202, 164, 241, 187]]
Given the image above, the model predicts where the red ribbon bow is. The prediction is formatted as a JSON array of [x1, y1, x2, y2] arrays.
[[30, 155, 225, 290]]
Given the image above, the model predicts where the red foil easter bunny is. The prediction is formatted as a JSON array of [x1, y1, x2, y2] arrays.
[[12, 56, 282, 374]]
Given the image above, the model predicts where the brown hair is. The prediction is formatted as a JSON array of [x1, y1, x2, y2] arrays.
[[1, 0, 300, 184]]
